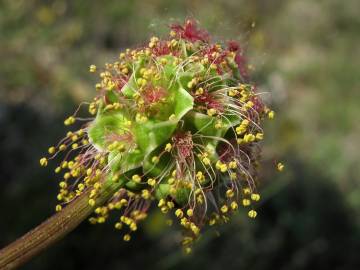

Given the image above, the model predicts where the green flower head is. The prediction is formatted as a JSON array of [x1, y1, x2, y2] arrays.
[[41, 19, 277, 251]]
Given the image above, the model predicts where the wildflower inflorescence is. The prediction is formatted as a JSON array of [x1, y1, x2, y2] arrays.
[[41, 19, 280, 251]]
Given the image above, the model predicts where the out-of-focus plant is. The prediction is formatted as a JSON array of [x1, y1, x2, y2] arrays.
[[0, 19, 280, 269]]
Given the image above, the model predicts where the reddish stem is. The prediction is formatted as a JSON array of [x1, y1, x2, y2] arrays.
[[0, 181, 122, 269]]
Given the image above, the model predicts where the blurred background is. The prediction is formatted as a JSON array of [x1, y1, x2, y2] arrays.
[[0, 0, 359, 269]]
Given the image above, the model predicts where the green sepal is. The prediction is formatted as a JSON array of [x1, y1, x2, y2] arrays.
[[173, 187, 191, 206], [132, 81, 194, 155], [88, 112, 130, 149]]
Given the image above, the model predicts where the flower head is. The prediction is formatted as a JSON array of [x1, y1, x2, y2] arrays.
[[42, 19, 276, 251]]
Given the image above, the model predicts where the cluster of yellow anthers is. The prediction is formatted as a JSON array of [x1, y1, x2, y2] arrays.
[[40, 20, 283, 252]]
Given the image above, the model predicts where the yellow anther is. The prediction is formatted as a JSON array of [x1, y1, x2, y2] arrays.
[[202, 157, 211, 165], [195, 87, 204, 95], [48, 146, 56, 154], [242, 199, 251, 206], [186, 209, 194, 217], [243, 188, 251, 194], [226, 189, 234, 198], [277, 162, 285, 172], [236, 125, 246, 135], [55, 205, 62, 212], [93, 182, 101, 190], [168, 114, 176, 121], [106, 81, 116, 91], [167, 201, 175, 209], [160, 206, 168, 213], [256, 133, 264, 140], [160, 58, 168, 65], [64, 116, 75, 126], [251, 193, 261, 201], [221, 205, 228, 213], [158, 199, 165, 207], [248, 210, 257, 218], [190, 223, 200, 235], [228, 89, 238, 97], [165, 143, 172, 152], [71, 143, 78, 149], [231, 201, 238, 210], [135, 113, 148, 123], [220, 164, 228, 173], [207, 108, 217, 116], [108, 203, 115, 210], [209, 219, 216, 226], [180, 217, 189, 227], [141, 189, 151, 200], [237, 138, 244, 145], [39, 157, 48, 167], [147, 178, 156, 186], [151, 156, 159, 164], [245, 101, 254, 109], [109, 173, 119, 182], [68, 161, 75, 168], [243, 133, 256, 143], [59, 181, 67, 188], [215, 120, 223, 129], [129, 222, 138, 231], [89, 190, 97, 199], [85, 168, 92, 176], [55, 167, 61, 173], [139, 68, 146, 75], [88, 199, 96, 206], [196, 171, 205, 182], [123, 234, 131, 241], [170, 39, 178, 47], [56, 194, 63, 201], [59, 144, 66, 151], [175, 209, 184, 218], [77, 129, 84, 136], [89, 64, 97, 73], [228, 161, 237, 169], [114, 222, 122, 230], [120, 199, 128, 206], [132, 174, 141, 183], [268, 110, 275, 119], [230, 172, 237, 180], [168, 177, 175, 185], [241, 119, 250, 126]]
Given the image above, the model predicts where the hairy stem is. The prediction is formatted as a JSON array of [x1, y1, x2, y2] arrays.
[[0, 181, 122, 270]]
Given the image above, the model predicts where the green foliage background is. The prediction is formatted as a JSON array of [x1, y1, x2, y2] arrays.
[[0, 0, 359, 269]]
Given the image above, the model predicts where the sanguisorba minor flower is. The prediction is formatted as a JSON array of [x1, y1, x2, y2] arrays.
[[40, 19, 278, 252]]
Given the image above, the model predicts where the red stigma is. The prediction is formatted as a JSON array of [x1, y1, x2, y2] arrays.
[[172, 132, 194, 161], [194, 91, 224, 112], [171, 19, 210, 43], [142, 85, 167, 106], [152, 40, 171, 56]]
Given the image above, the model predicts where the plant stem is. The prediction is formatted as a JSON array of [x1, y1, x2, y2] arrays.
[[0, 181, 122, 270]]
